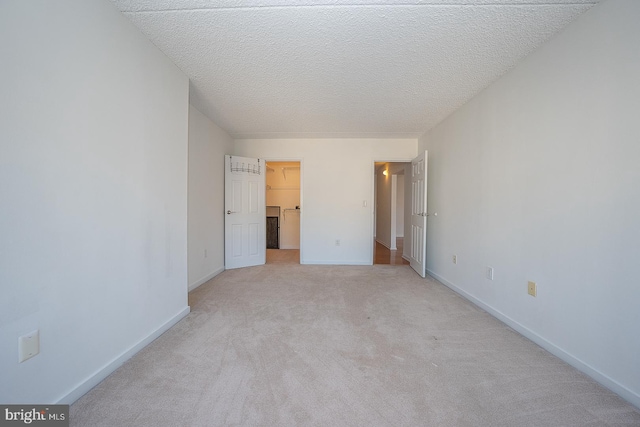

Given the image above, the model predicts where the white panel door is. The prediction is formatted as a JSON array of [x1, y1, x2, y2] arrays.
[[410, 150, 428, 277], [225, 155, 265, 269]]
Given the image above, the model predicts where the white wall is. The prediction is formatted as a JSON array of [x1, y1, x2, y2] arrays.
[[0, 0, 189, 404], [375, 164, 393, 249], [388, 163, 409, 244], [266, 162, 301, 249], [396, 174, 405, 238], [403, 164, 412, 260], [376, 162, 409, 250], [235, 139, 417, 264], [419, 0, 640, 407], [188, 105, 234, 290]]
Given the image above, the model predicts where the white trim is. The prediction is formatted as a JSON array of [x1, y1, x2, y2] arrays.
[[56, 306, 190, 404], [189, 267, 224, 292], [427, 269, 640, 409]]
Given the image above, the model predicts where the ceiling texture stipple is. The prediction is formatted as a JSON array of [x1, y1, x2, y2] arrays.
[[112, 0, 599, 139]]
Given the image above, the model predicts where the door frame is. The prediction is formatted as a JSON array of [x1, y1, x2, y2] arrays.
[[370, 159, 413, 265], [264, 157, 304, 264]]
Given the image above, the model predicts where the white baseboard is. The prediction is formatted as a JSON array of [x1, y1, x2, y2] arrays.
[[189, 267, 224, 292], [56, 306, 190, 405], [426, 269, 640, 409]]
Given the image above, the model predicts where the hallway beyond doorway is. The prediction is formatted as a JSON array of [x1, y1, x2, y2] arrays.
[[374, 238, 409, 265], [266, 249, 300, 264]]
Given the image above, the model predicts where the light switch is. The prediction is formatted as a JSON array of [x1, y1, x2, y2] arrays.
[[19, 330, 40, 363]]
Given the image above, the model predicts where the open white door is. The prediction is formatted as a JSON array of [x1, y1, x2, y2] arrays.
[[410, 150, 428, 277], [225, 155, 266, 269]]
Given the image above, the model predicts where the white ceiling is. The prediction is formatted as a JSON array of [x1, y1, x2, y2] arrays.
[[112, 0, 598, 139]]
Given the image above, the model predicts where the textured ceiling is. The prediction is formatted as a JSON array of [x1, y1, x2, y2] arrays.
[[112, 0, 598, 139]]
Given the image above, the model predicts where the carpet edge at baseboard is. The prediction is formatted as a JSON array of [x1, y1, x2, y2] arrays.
[[56, 306, 191, 405], [189, 267, 225, 292], [426, 269, 640, 410]]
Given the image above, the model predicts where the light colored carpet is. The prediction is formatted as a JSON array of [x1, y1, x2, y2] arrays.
[[70, 264, 640, 426]]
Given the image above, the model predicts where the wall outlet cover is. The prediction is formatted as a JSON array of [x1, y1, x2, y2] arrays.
[[528, 281, 537, 297]]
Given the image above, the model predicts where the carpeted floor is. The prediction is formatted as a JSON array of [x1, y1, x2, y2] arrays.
[[70, 264, 640, 426]]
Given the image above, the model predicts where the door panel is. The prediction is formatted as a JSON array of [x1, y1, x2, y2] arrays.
[[225, 155, 266, 269], [249, 223, 259, 256], [232, 224, 242, 257], [231, 181, 242, 213], [410, 151, 428, 277], [249, 181, 258, 213]]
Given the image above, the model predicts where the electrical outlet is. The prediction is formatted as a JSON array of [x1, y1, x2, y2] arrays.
[[452, 255, 457, 265], [486, 267, 494, 280], [335, 239, 340, 246], [19, 330, 40, 363], [528, 281, 537, 297]]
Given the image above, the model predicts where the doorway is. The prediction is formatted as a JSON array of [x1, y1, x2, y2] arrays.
[[265, 161, 301, 264], [374, 162, 410, 265]]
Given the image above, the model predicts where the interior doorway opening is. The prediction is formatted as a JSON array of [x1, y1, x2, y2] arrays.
[[265, 161, 301, 264], [374, 162, 411, 265]]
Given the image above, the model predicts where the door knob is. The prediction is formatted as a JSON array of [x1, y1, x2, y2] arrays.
[[226, 210, 236, 215]]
